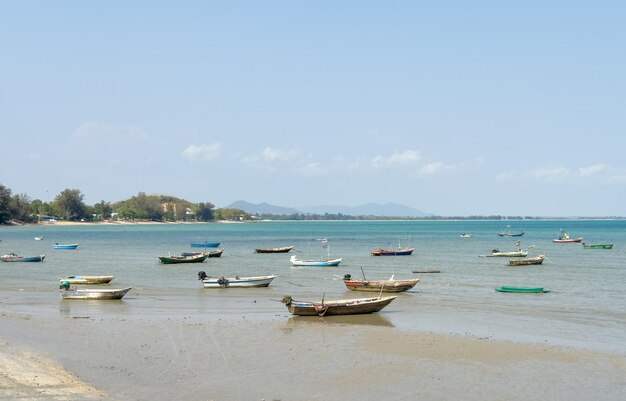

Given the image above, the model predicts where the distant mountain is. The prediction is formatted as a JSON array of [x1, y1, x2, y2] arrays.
[[227, 200, 300, 215], [300, 202, 429, 217], [227, 200, 429, 217]]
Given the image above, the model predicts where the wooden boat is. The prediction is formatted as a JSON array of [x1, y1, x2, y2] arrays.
[[480, 240, 528, 257], [342, 273, 419, 292], [290, 255, 342, 267], [553, 230, 583, 243], [189, 241, 220, 248], [158, 253, 208, 264], [181, 249, 223, 258], [61, 275, 115, 284], [59, 281, 131, 299], [197, 271, 275, 288], [281, 295, 397, 316], [494, 286, 551, 293], [255, 246, 294, 253], [582, 243, 613, 249], [0, 253, 46, 262], [497, 226, 525, 237], [508, 255, 545, 266], [53, 243, 79, 249], [371, 247, 414, 256]]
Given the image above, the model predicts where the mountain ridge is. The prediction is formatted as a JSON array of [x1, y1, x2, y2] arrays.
[[226, 200, 429, 217]]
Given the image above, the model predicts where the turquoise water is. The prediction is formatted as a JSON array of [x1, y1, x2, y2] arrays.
[[1, 220, 624, 352]]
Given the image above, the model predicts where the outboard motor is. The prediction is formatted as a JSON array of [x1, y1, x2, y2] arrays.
[[198, 271, 207, 280], [343, 274, 352, 281], [59, 280, 71, 290]]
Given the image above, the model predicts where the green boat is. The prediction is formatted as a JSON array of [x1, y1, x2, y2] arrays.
[[582, 243, 613, 249], [495, 286, 551, 293]]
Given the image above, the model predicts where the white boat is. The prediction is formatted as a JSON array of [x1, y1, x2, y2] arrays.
[[480, 240, 529, 257], [290, 255, 342, 267], [460, 233, 473, 238], [59, 282, 131, 300], [197, 271, 276, 288], [61, 275, 115, 284]]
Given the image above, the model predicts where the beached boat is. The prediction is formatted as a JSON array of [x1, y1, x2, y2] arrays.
[[181, 249, 224, 258], [158, 253, 208, 264], [59, 281, 132, 300], [281, 294, 397, 316], [290, 254, 342, 267], [255, 246, 294, 253], [371, 247, 414, 256], [582, 243, 613, 249], [494, 286, 551, 293], [61, 275, 115, 284], [53, 243, 79, 249], [197, 271, 276, 288], [342, 273, 419, 293], [0, 253, 46, 262], [553, 230, 583, 243], [189, 241, 220, 248], [508, 255, 545, 266]]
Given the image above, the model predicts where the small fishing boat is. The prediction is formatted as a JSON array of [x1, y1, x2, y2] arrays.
[[197, 271, 276, 288], [497, 226, 525, 237], [181, 249, 224, 258], [495, 286, 551, 293], [158, 253, 208, 264], [59, 281, 132, 300], [553, 230, 583, 243], [460, 233, 473, 238], [53, 243, 79, 249], [0, 253, 46, 262], [290, 255, 342, 267], [582, 243, 613, 249], [34, 236, 44, 241], [342, 273, 419, 293], [480, 241, 529, 257], [281, 295, 397, 316], [255, 246, 294, 253], [61, 275, 115, 284], [508, 255, 545, 266], [371, 247, 414, 256], [189, 241, 220, 248]]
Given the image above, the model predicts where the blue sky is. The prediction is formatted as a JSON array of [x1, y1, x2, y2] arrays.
[[1, 1, 625, 216]]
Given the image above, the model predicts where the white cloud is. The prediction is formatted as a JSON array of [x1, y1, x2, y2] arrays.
[[261, 147, 299, 162], [419, 162, 443, 175], [578, 163, 608, 177], [181, 143, 222, 161], [372, 150, 421, 168]]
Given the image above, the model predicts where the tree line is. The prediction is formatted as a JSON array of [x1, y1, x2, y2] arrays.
[[0, 183, 250, 224]]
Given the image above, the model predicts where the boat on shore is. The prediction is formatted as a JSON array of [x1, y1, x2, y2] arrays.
[[582, 243, 613, 249], [342, 273, 419, 293], [553, 230, 583, 243], [508, 255, 545, 266], [59, 281, 131, 300], [189, 241, 220, 248], [61, 275, 115, 284], [281, 294, 397, 316], [197, 271, 276, 288], [495, 286, 551, 293], [53, 243, 79, 249], [255, 246, 294, 253], [0, 253, 46, 262], [158, 253, 208, 264]]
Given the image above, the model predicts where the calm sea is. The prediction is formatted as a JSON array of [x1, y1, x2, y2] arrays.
[[1, 220, 624, 353]]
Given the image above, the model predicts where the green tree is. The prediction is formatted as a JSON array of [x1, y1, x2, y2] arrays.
[[0, 184, 12, 224], [196, 202, 215, 221], [53, 189, 88, 221], [92, 200, 112, 220], [10, 193, 33, 222]]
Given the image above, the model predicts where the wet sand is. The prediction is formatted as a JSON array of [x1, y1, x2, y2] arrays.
[[1, 309, 625, 401]]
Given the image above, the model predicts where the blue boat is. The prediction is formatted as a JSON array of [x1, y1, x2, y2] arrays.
[[190, 242, 220, 248], [53, 243, 79, 249], [0, 253, 46, 262]]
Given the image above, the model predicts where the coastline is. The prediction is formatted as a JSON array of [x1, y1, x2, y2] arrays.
[[1, 312, 624, 401]]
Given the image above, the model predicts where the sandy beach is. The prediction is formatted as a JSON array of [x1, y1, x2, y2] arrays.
[[1, 308, 625, 401]]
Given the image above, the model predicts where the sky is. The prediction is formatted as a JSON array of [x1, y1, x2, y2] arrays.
[[1, 1, 625, 216]]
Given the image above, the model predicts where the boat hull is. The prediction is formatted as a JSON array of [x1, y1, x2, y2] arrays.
[[0, 255, 46, 262], [62, 275, 115, 284], [481, 251, 528, 257], [61, 287, 132, 300], [290, 255, 342, 267], [181, 249, 223, 257], [283, 295, 397, 316], [371, 248, 414, 256], [553, 238, 583, 243], [202, 275, 276, 288], [159, 254, 208, 264], [53, 244, 79, 249], [190, 242, 220, 248], [255, 246, 294, 253], [344, 278, 419, 292], [508, 255, 545, 266], [582, 243, 613, 249], [495, 286, 550, 293]]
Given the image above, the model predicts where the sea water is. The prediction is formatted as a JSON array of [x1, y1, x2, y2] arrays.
[[0, 220, 624, 353]]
